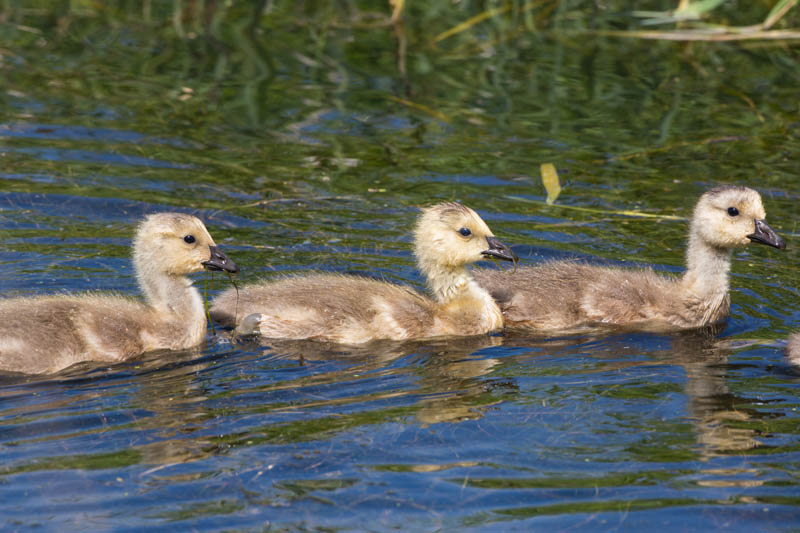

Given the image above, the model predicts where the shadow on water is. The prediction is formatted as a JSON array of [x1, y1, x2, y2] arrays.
[[2, 0, 800, 530]]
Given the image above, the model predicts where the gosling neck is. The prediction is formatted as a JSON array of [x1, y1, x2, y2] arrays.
[[134, 255, 204, 320], [680, 229, 732, 299], [421, 258, 500, 313], [421, 259, 504, 334], [422, 261, 475, 304]]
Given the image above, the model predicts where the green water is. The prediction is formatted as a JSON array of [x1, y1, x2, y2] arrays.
[[1, 1, 800, 530]]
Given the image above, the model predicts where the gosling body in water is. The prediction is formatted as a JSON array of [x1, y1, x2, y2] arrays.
[[786, 334, 800, 363], [473, 186, 785, 332], [0, 213, 238, 374], [210, 202, 517, 343]]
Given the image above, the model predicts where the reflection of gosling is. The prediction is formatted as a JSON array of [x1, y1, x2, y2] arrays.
[[474, 186, 785, 331], [211, 202, 517, 343], [0, 213, 238, 374]]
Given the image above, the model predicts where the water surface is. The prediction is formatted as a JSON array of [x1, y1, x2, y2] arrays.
[[1, 2, 800, 530]]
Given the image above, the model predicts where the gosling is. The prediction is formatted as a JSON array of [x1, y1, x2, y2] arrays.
[[473, 185, 785, 332], [210, 202, 517, 343], [786, 334, 800, 363], [0, 213, 238, 374]]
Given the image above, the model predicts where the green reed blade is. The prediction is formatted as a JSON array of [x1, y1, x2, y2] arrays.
[[204, 270, 216, 336]]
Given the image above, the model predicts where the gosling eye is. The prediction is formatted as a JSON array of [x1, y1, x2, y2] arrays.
[[183, 234, 196, 244], [727, 207, 739, 217], [458, 227, 472, 237]]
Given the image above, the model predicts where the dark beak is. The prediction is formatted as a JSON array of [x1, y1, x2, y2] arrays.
[[202, 245, 240, 273], [747, 219, 786, 250], [481, 236, 518, 262]]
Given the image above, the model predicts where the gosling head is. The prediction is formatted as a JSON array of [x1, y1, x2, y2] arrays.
[[691, 186, 785, 251], [133, 213, 239, 276], [413, 202, 517, 272]]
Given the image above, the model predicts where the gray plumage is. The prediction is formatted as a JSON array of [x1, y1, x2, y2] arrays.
[[786, 333, 800, 363], [211, 274, 439, 342]]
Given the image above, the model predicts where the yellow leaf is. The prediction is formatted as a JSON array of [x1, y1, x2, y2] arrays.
[[540, 163, 561, 205], [389, 0, 405, 22]]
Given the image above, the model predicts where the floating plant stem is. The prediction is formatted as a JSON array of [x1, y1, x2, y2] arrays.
[[227, 271, 241, 325], [204, 270, 215, 336]]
